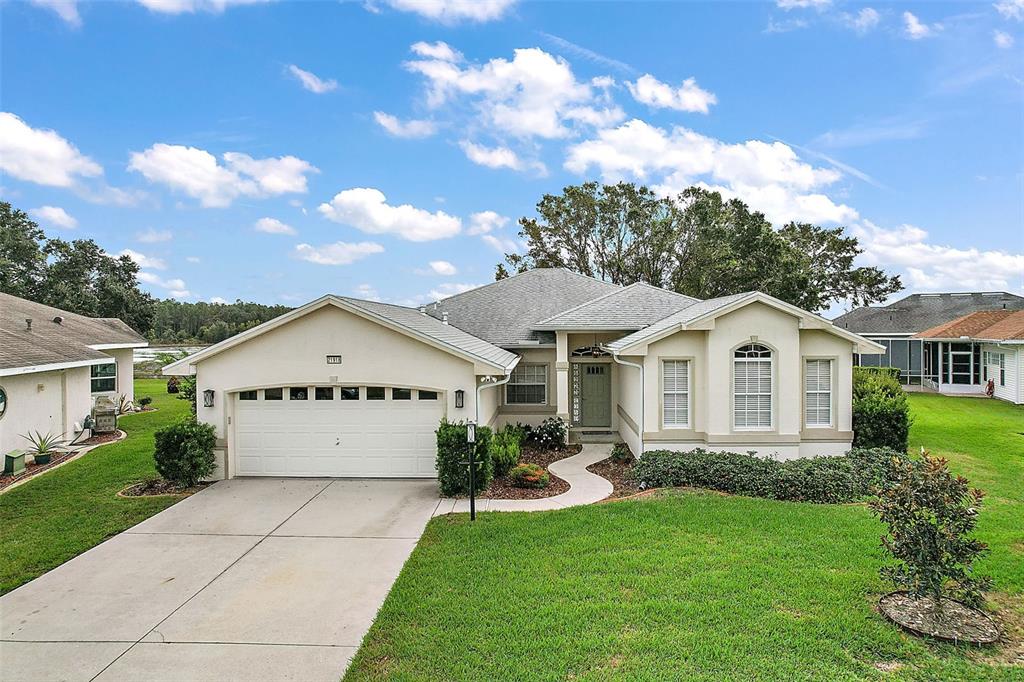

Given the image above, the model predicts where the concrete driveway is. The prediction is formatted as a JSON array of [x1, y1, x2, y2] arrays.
[[0, 478, 441, 682]]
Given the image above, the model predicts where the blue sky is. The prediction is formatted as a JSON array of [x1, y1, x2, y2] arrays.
[[2, 0, 1022, 315]]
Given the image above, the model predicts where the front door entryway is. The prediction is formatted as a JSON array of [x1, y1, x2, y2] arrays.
[[579, 363, 611, 427]]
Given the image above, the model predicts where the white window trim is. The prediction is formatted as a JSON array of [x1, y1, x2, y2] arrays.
[[733, 345, 773, 431], [804, 358, 834, 429], [90, 361, 117, 394], [506, 363, 548, 405], [661, 359, 691, 429]]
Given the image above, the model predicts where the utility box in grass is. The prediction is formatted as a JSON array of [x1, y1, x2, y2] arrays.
[[4, 452, 25, 474], [91, 396, 118, 434]]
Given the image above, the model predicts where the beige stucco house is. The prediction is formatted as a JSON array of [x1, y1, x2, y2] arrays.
[[163, 269, 883, 480], [0, 293, 146, 456]]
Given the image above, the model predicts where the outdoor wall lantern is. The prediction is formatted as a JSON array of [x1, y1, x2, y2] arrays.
[[454, 389, 465, 409], [203, 389, 215, 408]]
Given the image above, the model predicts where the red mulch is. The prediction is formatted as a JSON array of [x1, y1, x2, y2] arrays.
[[587, 456, 640, 499], [0, 451, 78, 490], [75, 431, 121, 447], [479, 443, 582, 500], [119, 479, 209, 497]]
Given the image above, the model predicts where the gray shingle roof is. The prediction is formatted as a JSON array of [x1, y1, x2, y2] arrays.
[[338, 296, 519, 370], [832, 292, 1024, 335], [534, 283, 699, 330], [606, 292, 754, 352], [0, 293, 146, 372], [427, 268, 621, 346]]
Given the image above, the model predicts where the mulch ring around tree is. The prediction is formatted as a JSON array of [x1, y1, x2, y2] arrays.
[[479, 443, 581, 500], [879, 591, 1000, 646], [587, 456, 640, 499], [118, 479, 210, 498]]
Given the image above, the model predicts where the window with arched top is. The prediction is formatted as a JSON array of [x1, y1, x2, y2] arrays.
[[733, 344, 772, 429]]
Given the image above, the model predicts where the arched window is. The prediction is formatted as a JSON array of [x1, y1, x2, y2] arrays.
[[734, 344, 772, 429]]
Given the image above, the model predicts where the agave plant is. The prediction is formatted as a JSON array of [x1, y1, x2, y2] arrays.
[[117, 394, 135, 415], [21, 431, 67, 465]]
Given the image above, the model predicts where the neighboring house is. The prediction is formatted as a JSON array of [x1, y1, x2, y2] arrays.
[[833, 292, 1024, 390], [913, 310, 1024, 404], [0, 293, 148, 455], [164, 269, 882, 480]]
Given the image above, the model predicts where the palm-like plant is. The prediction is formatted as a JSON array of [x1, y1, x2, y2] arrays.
[[20, 431, 68, 465]]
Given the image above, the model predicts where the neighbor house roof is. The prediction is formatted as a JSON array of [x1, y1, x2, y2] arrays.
[[533, 283, 699, 330], [427, 268, 620, 346], [163, 294, 519, 375], [0, 292, 147, 375], [914, 309, 1024, 342], [832, 292, 1024, 335]]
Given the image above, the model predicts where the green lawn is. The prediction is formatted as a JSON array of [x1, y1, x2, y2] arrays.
[[0, 379, 190, 595], [345, 395, 1024, 681]]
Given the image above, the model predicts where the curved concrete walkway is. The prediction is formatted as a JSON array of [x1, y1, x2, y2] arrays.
[[433, 443, 613, 515]]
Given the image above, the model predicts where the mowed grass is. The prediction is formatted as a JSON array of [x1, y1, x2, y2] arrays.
[[345, 395, 1024, 681], [0, 379, 190, 594]]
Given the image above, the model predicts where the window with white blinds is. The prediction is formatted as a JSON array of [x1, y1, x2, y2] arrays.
[[662, 360, 690, 427], [804, 359, 832, 427], [734, 344, 772, 429]]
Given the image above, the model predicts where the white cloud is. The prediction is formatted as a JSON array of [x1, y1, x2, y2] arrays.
[[128, 144, 317, 207], [410, 40, 462, 62], [377, 0, 515, 23], [0, 112, 102, 188], [994, 30, 1015, 48], [405, 45, 623, 140], [29, 205, 77, 229], [119, 249, 167, 270], [428, 282, 481, 300], [853, 221, 1024, 292], [565, 118, 857, 226], [481, 233, 522, 253], [813, 117, 926, 148], [353, 283, 381, 301], [627, 74, 717, 114], [318, 187, 461, 241], [427, 260, 457, 276], [30, 0, 81, 26], [294, 241, 385, 265], [994, 0, 1024, 21], [254, 217, 297, 235], [467, 210, 509, 235], [843, 7, 880, 33], [903, 11, 937, 39], [287, 65, 338, 94], [538, 32, 636, 76], [459, 140, 546, 175], [136, 228, 172, 243], [136, 0, 270, 14], [137, 270, 190, 298], [210, 296, 229, 304], [186, 256, 201, 263], [776, 0, 831, 8], [373, 112, 437, 138]]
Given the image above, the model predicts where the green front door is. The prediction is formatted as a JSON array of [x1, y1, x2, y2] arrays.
[[580, 363, 611, 427]]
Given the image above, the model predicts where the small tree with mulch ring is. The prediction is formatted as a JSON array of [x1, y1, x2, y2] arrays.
[[870, 452, 997, 643]]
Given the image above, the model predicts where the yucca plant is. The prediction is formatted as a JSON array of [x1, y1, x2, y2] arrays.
[[20, 431, 67, 465], [116, 394, 135, 415]]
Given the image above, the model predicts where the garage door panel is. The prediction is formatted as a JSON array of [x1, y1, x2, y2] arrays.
[[233, 387, 441, 478]]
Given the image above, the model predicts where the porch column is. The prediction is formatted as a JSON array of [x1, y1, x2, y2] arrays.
[[555, 331, 570, 423]]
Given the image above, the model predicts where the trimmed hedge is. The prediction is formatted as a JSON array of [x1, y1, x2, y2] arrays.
[[436, 420, 493, 496], [153, 418, 217, 487], [853, 368, 911, 451], [853, 366, 901, 380], [630, 446, 909, 504]]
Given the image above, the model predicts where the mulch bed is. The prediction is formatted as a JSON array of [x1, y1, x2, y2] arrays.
[[1, 451, 78, 490], [587, 456, 640, 499], [74, 431, 122, 447], [879, 591, 1001, 645], [479, 443, 581, 500], [119, 479, 209, 497]]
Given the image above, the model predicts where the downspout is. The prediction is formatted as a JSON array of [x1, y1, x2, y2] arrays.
[[610, 352, 644, 454], [475, 372, 513, 427]]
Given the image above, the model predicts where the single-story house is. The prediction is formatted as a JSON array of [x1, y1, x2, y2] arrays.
[[833, 291, 1024, 389], [914, 310, 1024, 404], [164, 269, 883, 480], [0, 293, 147, 455]]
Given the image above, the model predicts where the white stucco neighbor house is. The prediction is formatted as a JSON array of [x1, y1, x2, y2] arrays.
[[0, 293, 147, 456], [163, 268, 884, 480]]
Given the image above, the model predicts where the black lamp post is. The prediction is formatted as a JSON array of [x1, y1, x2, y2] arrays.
[[467, 421, 476, 521]]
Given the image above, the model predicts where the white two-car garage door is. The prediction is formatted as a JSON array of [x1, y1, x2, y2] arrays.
[[233, 386, 442, 477]]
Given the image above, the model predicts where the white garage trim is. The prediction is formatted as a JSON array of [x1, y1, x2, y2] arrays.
[[229, 385, 445, 478]]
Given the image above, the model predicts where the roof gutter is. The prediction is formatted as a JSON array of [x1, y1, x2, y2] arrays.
[[609, 350, 644, 455], [476, 371, 513, 426]]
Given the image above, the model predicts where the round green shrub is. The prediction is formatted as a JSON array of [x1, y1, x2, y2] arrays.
[[611, 442, 633, 463], [509, 463, 549, 489], [153, 418, 217, 487], [852, 369, 912, 452]]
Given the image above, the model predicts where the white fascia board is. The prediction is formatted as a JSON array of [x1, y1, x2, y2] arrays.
[[89, 342, 149, 350], [0, 357, 110, 377]]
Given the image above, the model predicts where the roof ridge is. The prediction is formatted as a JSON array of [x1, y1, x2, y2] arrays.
[[429, 267, 618, 307]]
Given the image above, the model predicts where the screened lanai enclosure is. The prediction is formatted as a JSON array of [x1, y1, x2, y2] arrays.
[[855, 338, 985, 393]]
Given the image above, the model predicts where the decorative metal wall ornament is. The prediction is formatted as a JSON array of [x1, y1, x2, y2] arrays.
[[571, 345, 610, 357]]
